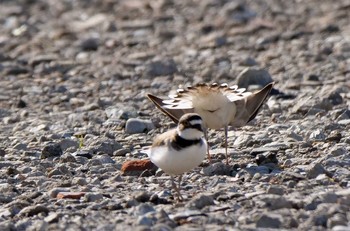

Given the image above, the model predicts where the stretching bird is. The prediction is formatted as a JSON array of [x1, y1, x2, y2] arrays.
[[147, 82, 274, 164]]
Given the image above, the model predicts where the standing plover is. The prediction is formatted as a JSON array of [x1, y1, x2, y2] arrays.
[[148, 82, 273, 164], [149, 113, 207, 201]]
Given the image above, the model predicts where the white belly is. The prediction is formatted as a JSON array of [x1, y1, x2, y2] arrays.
[[149, 141, 207, 175]]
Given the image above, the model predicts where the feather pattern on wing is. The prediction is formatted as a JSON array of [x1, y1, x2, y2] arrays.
[[163, 83, 251, 110]]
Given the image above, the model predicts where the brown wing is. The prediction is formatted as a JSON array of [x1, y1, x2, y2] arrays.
[[147, 94, 194, 123], [230, 82, 274, 127]]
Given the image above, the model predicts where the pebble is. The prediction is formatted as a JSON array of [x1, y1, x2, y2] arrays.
[[307, 163, 328, 179], [202, 162, 233, 176], [84, 193, 103, 202], [59, 139, 78, 151], [266, 185, 285, 195], [236, 67, 274, 89], [144, 59, 178, 77], [186, 194, 215, 209], [121, 159, 158, 176], [95, 154, 115, 164], [80, 37, 99, 51], [309, 129, 326, 141], [258, 194, 292, 210], [57, 192, 86, 199], [113, 148, 131, 156], [18, 205, 49, 217], [255, 213, 283, 228], [133, 203, 156, 216], [49, 188, 70, 198], [41, 143, 63, 159], [125, 118, 155, 134], [88, 137, 122, 155]]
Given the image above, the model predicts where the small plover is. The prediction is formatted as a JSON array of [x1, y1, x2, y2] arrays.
[[149, 113, 207, 201], [148, 82, 273, 164]]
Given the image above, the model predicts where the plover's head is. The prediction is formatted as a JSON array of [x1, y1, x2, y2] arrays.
[[177, 113, 204, 140]]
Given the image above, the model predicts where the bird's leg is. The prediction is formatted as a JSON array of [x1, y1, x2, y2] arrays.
[[178, 174, 182, 190], [204, 128, 212, 163], [225, 125, 229, 165], [171, 175, 183, 201]]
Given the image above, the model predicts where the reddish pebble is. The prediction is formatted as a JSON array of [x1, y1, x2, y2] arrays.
[[56, 192, 86, 199], [121, 159, 157, 176]]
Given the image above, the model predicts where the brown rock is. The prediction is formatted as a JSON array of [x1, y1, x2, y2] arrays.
[[121, 159, 158, 176], [56, 192, 86, 200]]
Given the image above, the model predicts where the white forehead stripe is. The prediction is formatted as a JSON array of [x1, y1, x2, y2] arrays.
[[189, 119, 202, 125]]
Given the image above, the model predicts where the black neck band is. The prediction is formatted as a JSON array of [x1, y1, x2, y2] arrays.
[[171, 135, 203, 151]]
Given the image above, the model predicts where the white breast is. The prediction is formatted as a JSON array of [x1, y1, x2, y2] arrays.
[[149, 140, 207, 175]]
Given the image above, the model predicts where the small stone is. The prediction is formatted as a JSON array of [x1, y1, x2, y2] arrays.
[[0, 148, 5, 157], [258, 194, 292, 210], [237, 67, 274, 89], [49, 188, 70, 198], [326, 131, 342, 142], [75, 150, 93, 159], [256, 213, 282, 228], [307, 163, 328, 179], [133, 203, 156, 216], [151, 224, 173, 231], [287, 131, 303, 141], [240, 57, 258, 66], [136, 216, 155, 227], [88, 137, 122, 155], [0, 220, 15, 230], [113, 148, 130, 156], [80, 37, 99, 51], [105, 105, 138, 120], [41, 143, 63, 159], [72, 177, 88, 186], [17, 99, 26, 108], [186, 194, 215, 209], [331, 225, 350, 231], [3, 116, 19, 124], [56, 192, 86, 200], [202, 162, 233, 176], [134, 191, 151, 203], [29, 54, 58, 67], [318, 192, 338, 204], [233, 134, 253, 147], [266, 185, 284, 195], [170, 210, 206, 221], [13, 143, 27, 150], [5, 66, 29, 75], [144, 59, 178, 77], [18, 205, 49, 217], [121, 159, 158, 176], [44, 212, 60, 223], [306, 74, 320, 81], [84, 193, 103, 202], [125, 118, 155, 134], [327, 91, 343, 105], [59, 139, 78, 151], [19, 110, 29, 119], [328, 146, 347, 157], [250, 146, 280, 155], [95, 154, 115, 164], [255, 153, 278, 166], [309, 129, 326, 141]]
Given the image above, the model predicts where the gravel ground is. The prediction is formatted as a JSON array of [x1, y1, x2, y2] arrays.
[[1, 0, 350, 230]]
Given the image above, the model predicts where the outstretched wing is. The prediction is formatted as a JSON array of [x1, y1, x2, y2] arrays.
[[147, 94, 194, 123], [230, 82, 274, 127]]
